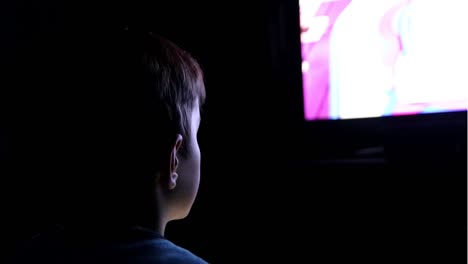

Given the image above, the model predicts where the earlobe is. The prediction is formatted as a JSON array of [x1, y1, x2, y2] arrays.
[[167, 134, 183, 190], [169, 172, 178, 190]]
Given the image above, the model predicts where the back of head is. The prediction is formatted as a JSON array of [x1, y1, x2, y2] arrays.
[[43, 28, 205, 226]]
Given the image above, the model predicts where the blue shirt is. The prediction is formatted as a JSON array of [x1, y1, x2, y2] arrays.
[[11, 225, 208, 264]]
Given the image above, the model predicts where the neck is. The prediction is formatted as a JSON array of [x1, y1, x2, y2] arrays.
[[133, 196, 169, 236], [133, 214, 167, 236], [156, 220, 167, 236]]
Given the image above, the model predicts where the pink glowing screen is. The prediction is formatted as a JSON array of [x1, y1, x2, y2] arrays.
[[300, 0, 468, 120]]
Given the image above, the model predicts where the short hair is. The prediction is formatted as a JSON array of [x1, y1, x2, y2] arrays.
[[46, 30, 205, 222], [122, 30, 206, 159]]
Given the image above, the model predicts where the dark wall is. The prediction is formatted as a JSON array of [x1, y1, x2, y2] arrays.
[[2, 1, 292, 262], [2, 0, 466, 263]]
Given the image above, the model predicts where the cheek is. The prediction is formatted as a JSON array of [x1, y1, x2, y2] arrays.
[[178, 143, 201, 195], [188, 133, 201, 174], [188, 145, 201, 188], [172, 148, 200, 219]]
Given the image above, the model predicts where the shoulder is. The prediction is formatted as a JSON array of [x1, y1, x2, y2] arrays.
[[10, 226, 209, 264], [141, 238, 208, 264]]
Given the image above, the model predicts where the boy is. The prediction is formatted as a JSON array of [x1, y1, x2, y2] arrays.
[[11, 29, 208, 264]]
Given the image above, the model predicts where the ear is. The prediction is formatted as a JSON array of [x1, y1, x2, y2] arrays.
[[167, 134, 183, 190]]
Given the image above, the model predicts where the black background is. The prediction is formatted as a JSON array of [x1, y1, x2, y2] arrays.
[[1, 0, 466, 262]]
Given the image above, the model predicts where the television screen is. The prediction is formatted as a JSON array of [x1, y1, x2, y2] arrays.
[[300, 0, 468, 120]]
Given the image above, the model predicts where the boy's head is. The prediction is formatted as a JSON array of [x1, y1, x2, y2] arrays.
[[52, 30, 205, 229], [135, 32, 205, 223]]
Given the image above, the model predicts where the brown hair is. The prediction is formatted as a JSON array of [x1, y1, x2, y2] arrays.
[[136, 32, 205, 158], [90, 30, 205, 160], [48, 30, 205, 221]]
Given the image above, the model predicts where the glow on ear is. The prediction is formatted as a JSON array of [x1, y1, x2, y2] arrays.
[[169, 172, 178, 190]]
